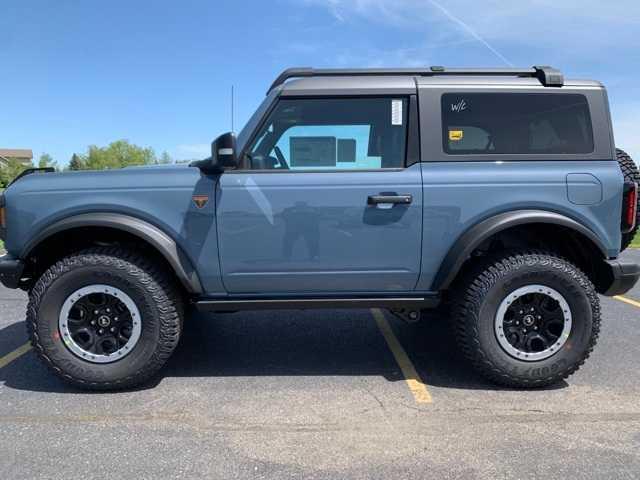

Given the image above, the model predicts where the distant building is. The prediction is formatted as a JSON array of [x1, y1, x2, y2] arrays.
[[0, 149, 33, 168]]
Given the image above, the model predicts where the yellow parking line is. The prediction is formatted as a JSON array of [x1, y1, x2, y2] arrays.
[[371, 308, 432, 404], [613, 295, 640, 309], [0, 342, 32, 369]]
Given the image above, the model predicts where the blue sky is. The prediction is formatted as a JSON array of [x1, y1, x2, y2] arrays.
[[1, 0, 639, 165]]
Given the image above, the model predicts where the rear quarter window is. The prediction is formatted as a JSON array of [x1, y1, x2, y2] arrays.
[[441, 93, 594, 155]]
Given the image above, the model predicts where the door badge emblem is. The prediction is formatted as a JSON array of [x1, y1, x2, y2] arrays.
[[193, 195, 209, 209]]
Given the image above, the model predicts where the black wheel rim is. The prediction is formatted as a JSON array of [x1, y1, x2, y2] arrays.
[[59, 285, 141, 363], [495, 285, 572, 361]]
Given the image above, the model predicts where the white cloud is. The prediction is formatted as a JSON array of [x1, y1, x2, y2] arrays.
[[301, 0, 640, 52], [424, 0, 513, 66], [310, 0, 414, 25], [303, 0, 640, 26]]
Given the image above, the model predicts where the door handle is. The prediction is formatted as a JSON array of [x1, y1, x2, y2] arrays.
[[367, 194, 413, 205]]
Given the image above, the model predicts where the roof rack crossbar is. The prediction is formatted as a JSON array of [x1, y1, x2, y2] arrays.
[[267, 65, 564, 94]]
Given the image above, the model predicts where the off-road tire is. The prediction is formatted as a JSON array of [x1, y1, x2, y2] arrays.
[[452, 251, 600, 388], [27, 247, 183, 390], [617, 148, 640, 251]]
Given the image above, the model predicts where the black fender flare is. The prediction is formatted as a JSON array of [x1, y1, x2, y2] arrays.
[[22, 213, 203, 294], [432, 209, 609, 291]]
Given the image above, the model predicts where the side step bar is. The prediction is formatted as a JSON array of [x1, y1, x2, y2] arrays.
[[195, 295, 440, 312]]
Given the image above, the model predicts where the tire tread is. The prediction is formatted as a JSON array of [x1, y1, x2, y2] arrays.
[[617, 148, 640, 251], [26, 246, 183, 390], [452, 251, 601, 388]]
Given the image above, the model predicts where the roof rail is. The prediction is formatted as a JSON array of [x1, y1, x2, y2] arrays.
[[267, 65, 564, 94]]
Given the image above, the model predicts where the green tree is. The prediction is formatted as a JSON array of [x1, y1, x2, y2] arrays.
[[81, 140, 156, 170], [158, 151, 173, 164], [68, 153, 85, 171], [0, 158, 33, 187], [38, 153, 58, 170]]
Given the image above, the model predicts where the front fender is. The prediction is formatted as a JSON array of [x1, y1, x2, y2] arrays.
[[22, 212, 203, 294]]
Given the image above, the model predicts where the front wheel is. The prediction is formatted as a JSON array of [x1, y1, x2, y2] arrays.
[[27, 247, 183, 390], [452, 252, 600, 388]]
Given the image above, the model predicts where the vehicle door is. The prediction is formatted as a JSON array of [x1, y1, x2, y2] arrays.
[[216, 95, 423, 294]]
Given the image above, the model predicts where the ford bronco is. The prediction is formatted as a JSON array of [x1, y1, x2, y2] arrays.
[[1, 66, 639, 390]]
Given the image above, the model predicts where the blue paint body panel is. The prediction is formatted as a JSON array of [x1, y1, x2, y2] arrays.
[[216, 165, 423, 293], [416, 160, 622, 291], [566, 173, 603, 205], [4, 165, 225, 294], [2, 159, 624, 296]]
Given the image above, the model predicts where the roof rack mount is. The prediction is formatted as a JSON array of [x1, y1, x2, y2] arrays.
[[267, 65, 564, 94]]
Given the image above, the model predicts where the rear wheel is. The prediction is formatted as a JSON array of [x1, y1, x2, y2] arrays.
[[27, 247, 183, 390], [452, 251, 600, 388], [617, 148, 640, 251]]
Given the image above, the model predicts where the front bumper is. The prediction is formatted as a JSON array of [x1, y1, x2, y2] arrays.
[[0, 254, 25, 289], [602, 259, 640, 296]]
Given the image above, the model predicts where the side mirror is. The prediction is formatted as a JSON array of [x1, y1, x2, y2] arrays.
[[192, 132, 237, 173]]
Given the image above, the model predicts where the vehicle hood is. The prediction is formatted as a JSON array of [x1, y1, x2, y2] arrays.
[[5, 164, 200, 195]]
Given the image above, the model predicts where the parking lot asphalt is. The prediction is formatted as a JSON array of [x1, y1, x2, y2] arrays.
[[1, 251, 639, 479]]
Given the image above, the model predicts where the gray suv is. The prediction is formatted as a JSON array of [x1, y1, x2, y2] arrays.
[[1, 66, 639, 390]]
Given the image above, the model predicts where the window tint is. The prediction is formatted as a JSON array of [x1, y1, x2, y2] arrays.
[[245, 98, 407, 170], [446, 126, 493, 152], [442, 93, 594, 155]]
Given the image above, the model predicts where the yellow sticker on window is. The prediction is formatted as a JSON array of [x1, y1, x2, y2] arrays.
[[449, 130, 464, 141]]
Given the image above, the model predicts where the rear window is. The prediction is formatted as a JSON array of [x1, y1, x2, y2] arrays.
[[441, 93, 594, 155]]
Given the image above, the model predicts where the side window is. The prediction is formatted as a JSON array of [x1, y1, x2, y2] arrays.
[[441, 93, 594, 155], [245, 97, 407, 170]]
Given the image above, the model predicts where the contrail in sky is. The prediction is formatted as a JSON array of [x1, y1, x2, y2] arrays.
[[427, 0, 514, 66]]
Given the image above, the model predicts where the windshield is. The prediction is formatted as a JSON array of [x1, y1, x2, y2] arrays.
[[236, 91, 278, 154]]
